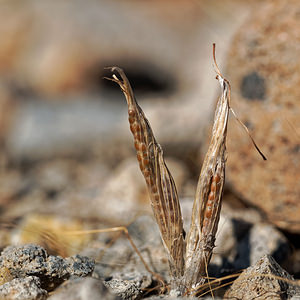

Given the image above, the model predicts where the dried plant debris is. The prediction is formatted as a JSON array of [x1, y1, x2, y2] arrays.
[[108, 67, 184, 288], [108, 44, 266, 297], [184, 45, 230, 294]]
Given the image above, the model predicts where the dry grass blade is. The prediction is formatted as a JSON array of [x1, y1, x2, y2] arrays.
[[184, 44, 229, 292], [108, 67, 184, 284]]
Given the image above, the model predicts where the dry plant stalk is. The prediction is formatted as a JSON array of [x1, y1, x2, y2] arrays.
[[108, 44, 265, 296], [108, 67, 185, 287], [184, 44, 229, 293]]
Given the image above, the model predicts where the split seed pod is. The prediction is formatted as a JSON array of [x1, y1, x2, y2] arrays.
[[108, 44, 266, 296], [184, 44, 230, 292], [109, 67, 185, 284]]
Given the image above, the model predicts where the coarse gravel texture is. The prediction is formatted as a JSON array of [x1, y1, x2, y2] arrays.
[[0, 244, 94, 291], [225, 254, 300, 300], [0, 276, 47, 300]]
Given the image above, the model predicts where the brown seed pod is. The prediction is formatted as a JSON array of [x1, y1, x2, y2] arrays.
[[108, 67, 185, 285], [184, 44, 229, 292]]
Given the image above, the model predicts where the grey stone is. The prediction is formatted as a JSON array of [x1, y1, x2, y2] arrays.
[[234, 223, 290, 270], [92, 215, 169, 282], [7, 100, 126, 161], [127, 215, 162, 249], [44, 255, 68, 279], [65, 255, 95, 277], [0, 276, 47, 300], [48, 277, 118, 300], [103, 271, 152, 300], [0, 244, 47, 278], [0, 244, 94, 291], [225, 255, 300, 300], [96, 157, 187, 223]]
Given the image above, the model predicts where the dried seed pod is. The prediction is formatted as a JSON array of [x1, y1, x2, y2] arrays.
[[109, 67, 185, 283], [184, 45, 229, 292]]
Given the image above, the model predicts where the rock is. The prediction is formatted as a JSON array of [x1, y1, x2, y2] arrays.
[[65, 255, 94, 277], [125, 215, 169, 279], [0, 276, 47, 300], [103, 271, 152, 300], [92, 215, 169, 282], [6, 99, 129, 161], [126, 215, 163, 249], [214, 218, 289, 278], [0, 244, 94, 291], [98, 157, 151, 222], [225, 0, 300, 232], [1, 156, 113, 222], [0, 244, 48, 278], [97, 157, 188, 223], [234, 223, 290, 270], [225, 255, 300, 300], [0, 266, 14, 286], [48, 277, 117, 300], [33, 160, 71, 195]]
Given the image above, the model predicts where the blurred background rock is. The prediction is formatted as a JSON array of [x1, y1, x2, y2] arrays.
[[225, 0, 300, 233], [0, 0, 299, 287], [0, 0, 249, 162], [0, 0, 249, 219]]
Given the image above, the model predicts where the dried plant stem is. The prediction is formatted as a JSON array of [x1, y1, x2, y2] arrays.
[[184, 44, 229, 293], [108, 67, 185, 291]]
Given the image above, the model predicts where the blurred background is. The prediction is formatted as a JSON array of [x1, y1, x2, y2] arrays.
[[0, 0, 299, 284]]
